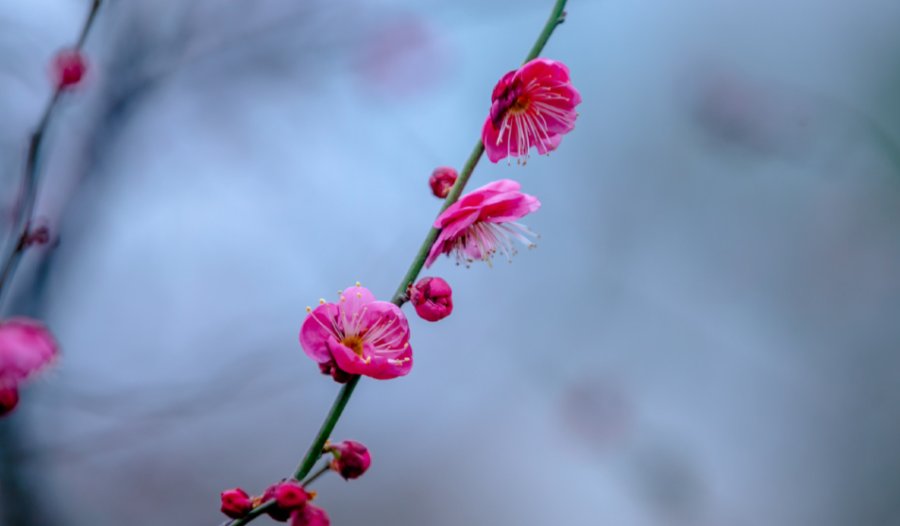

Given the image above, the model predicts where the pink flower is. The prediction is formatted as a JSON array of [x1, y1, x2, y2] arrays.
[[290, 504, 330, 526], [429, 167, 458, 198], [327, 440, 372, 480], [274, 480, 310, 511], [425, 179, 540, 267], [0, 318, 58, 390], [220, 488, 253, 519], [52, 49, 87, 89], [0, 388, 18, 417], [300, 284, 412, 380], [409, 277, 453, 322], [482, 58, 581, 163]]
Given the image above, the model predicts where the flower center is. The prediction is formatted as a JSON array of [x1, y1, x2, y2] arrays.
[[491, 81, 528, 128], [341, 335, 365, 356]]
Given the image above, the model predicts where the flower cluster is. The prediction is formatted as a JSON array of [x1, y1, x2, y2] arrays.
[[0, 318, 59, 417], [220, 481, 328, 525]]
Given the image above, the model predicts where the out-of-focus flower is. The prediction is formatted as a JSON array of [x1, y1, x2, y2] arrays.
[[429, 167, 458, 199], [290, 503, 330, 526], [0, 318, 58, 389], [425, 180, 540, 267], [52, 49, 87, 89], [409, 277, 453, 322], [220, 488, 253, 519], [0, 388, 19, 416], [300, 284, 412, 380], [482, 58, 581, 163], [326, 440, 371, 480]]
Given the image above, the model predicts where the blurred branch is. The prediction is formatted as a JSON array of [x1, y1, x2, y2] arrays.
[[0, 0, 104, 311]]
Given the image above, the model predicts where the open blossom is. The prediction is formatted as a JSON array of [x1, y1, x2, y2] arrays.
[[482, 58, 581, 163], [300, 284, 412, 380], [425, 179, 540, 267], [0, 318, 58, 390]]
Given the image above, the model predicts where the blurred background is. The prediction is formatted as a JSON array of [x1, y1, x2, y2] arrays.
[[1, 0, 900, 525]]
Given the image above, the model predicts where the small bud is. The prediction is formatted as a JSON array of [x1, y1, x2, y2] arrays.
[[290, 504, 330, 526], [409, 277, 453, 322], [23, 225, 50, 248], [0, 387, 19, 417], [429, 167, 457, 199], [274, 480, 309, 511], [220, 488, 252, 519], [52, 49, 87, 89], [260, 483, 292, 522], [326, 440, 371, 480], [318, 360, 353, 384]]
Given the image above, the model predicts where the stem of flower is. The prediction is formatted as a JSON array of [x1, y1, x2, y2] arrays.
[[0, 0, 104, 311], [226, 1, 569, 523], [301, 463, 332, 486]]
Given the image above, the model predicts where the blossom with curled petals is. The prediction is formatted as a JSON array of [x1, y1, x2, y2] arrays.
[[300, 284, 412, 380]]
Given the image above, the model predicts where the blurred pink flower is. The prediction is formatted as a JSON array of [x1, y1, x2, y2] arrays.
[[0, 318, 58, 390], [300, 284, 412, 380], [52, 49, 87, 89], [274, 480, 310, 511], [425, 180, 540, 267], [290, 503, 330, 526], [482, 58, 581, 163], [409, 277, 453, 322], [0, 387, 18, 416], [429, 167, 458, 199], [327, 440, 371, 480]]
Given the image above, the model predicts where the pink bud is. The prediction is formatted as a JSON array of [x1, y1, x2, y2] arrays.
[[23, 225, 50, 248], [0, 387, 19, 417], [327, 440, 371, 480], [260, 484, 291, 522], [52, 49, 87, 89], [429, 167, 458, 198], [290, 504, 330, 526], [0, 317, 59, 389], [409, 277, 453, 322], [274, 480, 309, 511], [220, 488, 253, 519]]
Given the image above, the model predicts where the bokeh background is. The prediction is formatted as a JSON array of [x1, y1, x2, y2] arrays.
[[2, 0, 900, 525]]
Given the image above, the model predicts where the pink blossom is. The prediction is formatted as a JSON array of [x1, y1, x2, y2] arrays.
[[273, 480, 310, 511], [52, 49, 87, 89], [300, 284, 412, 380], [482, 58, 581, 163], [409, 277, 453, 322], [327, 440, 372, 480], [290, 504, 330, 526], [429, 167, 458, 198], [0, 318, 58, 389], [220, 488, 253, 519], [425, 179, 540, 267]]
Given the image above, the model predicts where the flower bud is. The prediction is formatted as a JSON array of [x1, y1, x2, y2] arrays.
[[52, 49, 87, 89], [409, 277, 453, 322], [274, 480, 309, 511], [260, 484, 291, 522], [327, 440, 371, 480], [220, 488, 252, 519], [0, 387, 19, 417], [429, 167, 457, 198], [290, 504, 330, 526], [318, 360, 354, 384]]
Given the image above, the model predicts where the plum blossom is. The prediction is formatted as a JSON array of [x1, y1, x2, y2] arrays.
[[429, 167, 458, 198], [482, 58, 581, 163], [327, 440, 371, 480], [300, 284, 412, 380], [409, 277, 453, 322], [220, 488, 253, 519], [0, 318, 58, 391], [291, 504, 330, 526], [425, 180, 540, 267], [52, 49, 87, 89]]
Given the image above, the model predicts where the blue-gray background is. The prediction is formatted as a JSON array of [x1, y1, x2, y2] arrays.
[[1, 1, 899, 525]]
